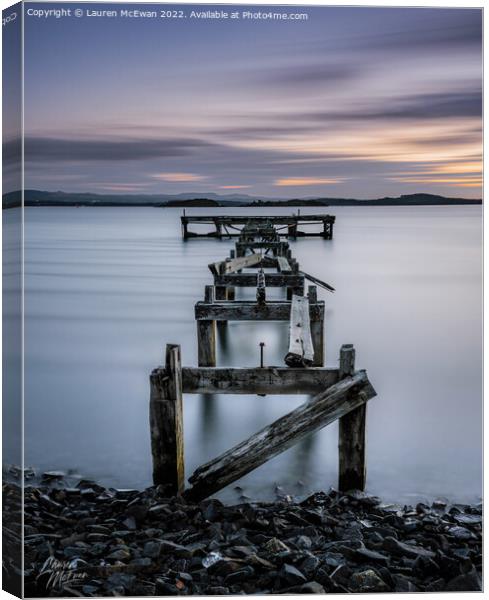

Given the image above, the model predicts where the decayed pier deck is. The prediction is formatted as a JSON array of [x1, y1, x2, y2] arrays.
[[150, 214, 376, 500], [181, 213, 335, 239]]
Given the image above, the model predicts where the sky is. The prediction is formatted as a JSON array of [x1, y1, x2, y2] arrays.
[[11, 3, 483, 198]]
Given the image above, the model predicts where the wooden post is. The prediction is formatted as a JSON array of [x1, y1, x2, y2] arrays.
[[149, 344, 184, 493], [309, 286, 324, 366], [215, 285, 228, 330], [198, 287, 216, 366], [182, 219, 189, 240], [338, 344, 367, 492], [256, 269, 266, 305]]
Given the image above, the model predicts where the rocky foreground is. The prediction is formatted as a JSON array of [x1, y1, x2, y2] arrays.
[[3, 476, 482, 596]]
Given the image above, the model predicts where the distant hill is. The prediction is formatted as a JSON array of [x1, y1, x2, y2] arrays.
[[251, 193, 483, 207], [2, 189, 482, 209]]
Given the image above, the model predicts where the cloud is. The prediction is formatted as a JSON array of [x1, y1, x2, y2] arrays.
[[219, 185, 252, 189], [263, 63, 360, 86], [310, 90, 482, 122], [24, 136, 214, 162], [359, 17, 482, 54], [3, 137, 21, 166], [275, 177, 344, 186], [151, 172, 207, 182]]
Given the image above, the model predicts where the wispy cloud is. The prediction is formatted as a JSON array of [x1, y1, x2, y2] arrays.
[[151, 172, 207, 183], [219, 185, 252, 189], [275, 177, 344, 186], [24, 137, 214, 162]]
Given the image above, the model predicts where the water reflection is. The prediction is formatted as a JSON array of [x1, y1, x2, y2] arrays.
[[21, 206, 482, 505]]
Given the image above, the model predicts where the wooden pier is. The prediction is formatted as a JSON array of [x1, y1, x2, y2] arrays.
[[150, 216, 376, 501], [181, 213, 336, 240]]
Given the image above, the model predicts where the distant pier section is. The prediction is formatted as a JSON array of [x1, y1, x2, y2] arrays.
[[181, 213, 336, 240]]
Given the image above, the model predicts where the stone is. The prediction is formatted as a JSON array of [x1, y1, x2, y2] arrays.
[[453, 513, 482, 526], [143, 540, 162, 558], [383, 536, 436, 559], [279, 563, 307, 585], [350, 569, 390, 593], [447, 526, 476, 540], [445, 568, 482, 592], [299, 581, 326, 593], [263, 537, 290, 553], [354, 547, 390, 566], [207, 586, 230, 594], [107, 547, 131, 561], [393, 574, 418, 592], [122, 516, 137, 530], [224, 566, 255, 584]]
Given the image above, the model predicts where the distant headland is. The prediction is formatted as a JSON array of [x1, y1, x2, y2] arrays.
[[2, 189, 482, 209]]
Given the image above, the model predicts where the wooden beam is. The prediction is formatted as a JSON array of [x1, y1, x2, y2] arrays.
[[235, 241, 288, 251], [149, 345, 184, 493], [214, 273, 304, 288], [285, 295, 314, 367], [183, 369, 376, 501], [195, 300, 325, 321], [181, 366, 339, 394], [209, 254, 262, 276], [277, 256, 292, 273], [181, 215, 336, 224], [299, 270, 335, 293], [338, 345, 367, 492]]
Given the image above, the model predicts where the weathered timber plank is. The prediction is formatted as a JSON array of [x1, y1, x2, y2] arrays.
[[181, 215, 336, 224], [183, 370, 376, 501], [209, 254, 262, 276], [338, 345, 367, 491], [299, 270, 335, 292], [149, 345, 184, 493], [194, 300, 325, 321], [214, 273, 304, 288], [181, 366, 339, 394], [235, 241, 288, 251], [285, 295, 314, 367], [277, 256, 292, 273]]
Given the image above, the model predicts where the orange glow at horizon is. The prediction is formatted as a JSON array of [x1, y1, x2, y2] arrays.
[[219, 185, 252, 189], [152, 172, 206, 182], [275, 177, 344, 186]]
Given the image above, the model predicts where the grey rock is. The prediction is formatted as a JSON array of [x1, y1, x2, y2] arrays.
[[143, 540, 162, 558], [350, 569, 390, 592], [354, 547, 390, 566], [299, 581, 326, 593], [393, 574, 418, 592], [445, 568, 482, 592], [279, 563, 307, 585], [224, 566, 255, 584], [106, 547, 131, 561], [383, 536, 436, 559], [207, 586, 230, 594]]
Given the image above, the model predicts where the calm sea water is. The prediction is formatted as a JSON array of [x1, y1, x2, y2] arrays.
[[10, 206, 483, 504]]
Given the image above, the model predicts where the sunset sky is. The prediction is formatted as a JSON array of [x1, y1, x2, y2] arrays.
[[16, 3, 483, 198]]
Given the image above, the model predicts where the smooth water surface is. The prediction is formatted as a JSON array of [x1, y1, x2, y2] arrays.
[[21, 206, 482, 504]]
